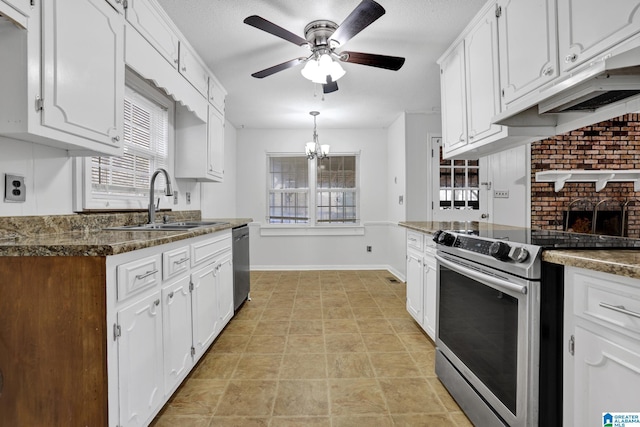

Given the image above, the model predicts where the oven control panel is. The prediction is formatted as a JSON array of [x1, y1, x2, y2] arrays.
[[433, 231, 530, 263]]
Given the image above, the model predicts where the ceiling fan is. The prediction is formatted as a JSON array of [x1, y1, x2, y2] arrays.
[[243, 0, 405, 94]]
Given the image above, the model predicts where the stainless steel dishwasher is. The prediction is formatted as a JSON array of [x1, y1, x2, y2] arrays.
[[232, 225, 250, 311]]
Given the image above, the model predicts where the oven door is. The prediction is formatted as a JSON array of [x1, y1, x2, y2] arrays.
[[435, 253, 539, 427]]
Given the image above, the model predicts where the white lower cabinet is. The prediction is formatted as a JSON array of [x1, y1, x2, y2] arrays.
[[422, 244, 437, 340], [405, 230, 437, 341], [162, 275, 193, 394], [564, 266, 640, 427], [117, 292, 164, 427], [108, 230, 233, 427]]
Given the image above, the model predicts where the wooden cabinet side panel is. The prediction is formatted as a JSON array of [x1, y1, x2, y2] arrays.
[[0, 256, 107, 427]]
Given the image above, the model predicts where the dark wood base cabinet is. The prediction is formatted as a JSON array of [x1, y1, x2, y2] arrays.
[[0, 256, 108, 427]]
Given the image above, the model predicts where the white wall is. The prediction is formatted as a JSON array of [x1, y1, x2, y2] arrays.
[[236, 127, 398, 272], [0, 136, 74, 216]]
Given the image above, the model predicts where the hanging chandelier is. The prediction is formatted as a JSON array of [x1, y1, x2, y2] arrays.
[[305, 111, 330, 160]]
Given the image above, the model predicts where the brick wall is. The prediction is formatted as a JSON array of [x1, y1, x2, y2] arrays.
[[530, 113, 640, 237]]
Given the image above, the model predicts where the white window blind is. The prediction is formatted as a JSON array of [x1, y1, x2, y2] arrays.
[[91, 85, 169, 199], [316, 156, 357, 223], [268, 156, 309, 224]]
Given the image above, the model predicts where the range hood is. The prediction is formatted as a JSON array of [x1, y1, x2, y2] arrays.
[[493, 40, 640, 134]]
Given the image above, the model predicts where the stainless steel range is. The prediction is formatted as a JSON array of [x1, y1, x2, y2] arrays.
[[433, 228, 640, 426]]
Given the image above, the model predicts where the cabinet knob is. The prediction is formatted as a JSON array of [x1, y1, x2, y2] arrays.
[[182, 66, 187, 72], [112, 135, 120, 143], [174, 58, 179, 64], [542, 66, 554, 76], [168, 291, 174, 299], [565, 53, 578, 63], [154, 299, 160, 306]]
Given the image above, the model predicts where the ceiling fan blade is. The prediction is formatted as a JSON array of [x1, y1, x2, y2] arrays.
[[244, 15, 309, 47], [330, 0, 385, 47], [251, 58, 306, 78], [340, 51, 405, 70], [323, 76, 339, 94]]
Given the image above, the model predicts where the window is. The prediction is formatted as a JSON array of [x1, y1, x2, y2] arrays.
[[267, 154, 359, 225], [317, 156, 357, 223], [439, 146, 479, 210], [268, 156, 309, 224], [77, 70, 174, 210]]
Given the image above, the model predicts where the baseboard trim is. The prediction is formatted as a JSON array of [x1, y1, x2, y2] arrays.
[[251, 264, 405, 282]]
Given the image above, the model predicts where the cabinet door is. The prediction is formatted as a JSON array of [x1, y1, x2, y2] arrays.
[[423, 252, 437, 341], [440, 42, 468, 155], [162, 276, 193, 395], [208, 75, 226, 113], [207, 104, 225, 181], [558, 0, 640, 72], [497, 0, 558, 105], [41, 0, 124, 148], [125, 0, 179, 67], [117, 292, 164, 427], [406, 249, 423, 325], [191, 263, 219, 359], [217, 252, 234, 328], [464, 6, 502, 144], [572, 326, 640, 427], [179, 41, 209, 97]]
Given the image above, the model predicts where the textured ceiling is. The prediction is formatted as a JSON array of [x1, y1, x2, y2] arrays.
[[155, 0, 486, 129]]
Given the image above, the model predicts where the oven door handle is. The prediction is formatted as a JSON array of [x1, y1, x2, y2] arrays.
[[435, 254, 528, 295]]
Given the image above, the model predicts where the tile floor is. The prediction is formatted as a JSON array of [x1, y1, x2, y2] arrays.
[[151, 270, 472, 427]]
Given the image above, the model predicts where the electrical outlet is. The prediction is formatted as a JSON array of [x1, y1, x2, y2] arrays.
[[366, 246, 372, 252], [173, 191, 179, 205], [4, 174, 26, 202], [494, 189, 509, 198], [186, 192, 191, 205]]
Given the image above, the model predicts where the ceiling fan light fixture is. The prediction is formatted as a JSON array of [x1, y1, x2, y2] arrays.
[[301, 54, 346, 84]]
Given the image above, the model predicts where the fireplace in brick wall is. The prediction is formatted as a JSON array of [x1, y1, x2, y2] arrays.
[[531, 113, 640, 238]]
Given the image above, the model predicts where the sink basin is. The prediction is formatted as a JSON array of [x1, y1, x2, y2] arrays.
[[105, 221, 228, 232]]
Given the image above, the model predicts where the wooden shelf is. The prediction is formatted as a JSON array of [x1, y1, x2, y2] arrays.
[[535, 170, 640, 192]]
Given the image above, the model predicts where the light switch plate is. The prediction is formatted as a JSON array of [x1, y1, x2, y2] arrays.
[[4, 174, 26, 202]]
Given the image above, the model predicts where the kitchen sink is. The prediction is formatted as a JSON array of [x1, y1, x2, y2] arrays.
[[105, 221, 228, 231]]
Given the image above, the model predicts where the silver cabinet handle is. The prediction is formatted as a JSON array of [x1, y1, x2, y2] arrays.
[[174, 257, 189, 265], [168, 291, 174, 299], [542, 66, 554, 76], [154, 299, 160, 306], [565, 53, 578, 63], [599, 302, 640, 319], [174, 58, 179, 64], [182, 66, 187, 72], [112, 135, 120, 142], [135, 269, 158, 280]]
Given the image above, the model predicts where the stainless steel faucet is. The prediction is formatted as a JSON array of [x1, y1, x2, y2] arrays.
[[148, 168, 173, 224]]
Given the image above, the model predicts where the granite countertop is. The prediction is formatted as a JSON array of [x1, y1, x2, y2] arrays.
[[399, 221, 640, 280], [0, 212, 253, 256]]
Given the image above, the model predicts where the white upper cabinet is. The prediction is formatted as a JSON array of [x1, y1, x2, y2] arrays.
[[0, 0, 31, 27], [179, 41, 210, 97], [41, 0, 124, 150], [440, 42, 468, 154], [208, 74, 227, 114], [558, 0, 640, 72], [497, 0, 558, 105], [465, 7, 502, 144], [125, 0, 179, 68], [0, 0, 125, 156]]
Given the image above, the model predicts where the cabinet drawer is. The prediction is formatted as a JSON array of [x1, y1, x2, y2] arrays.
[[572, 269, 640, 337], [117, 254, 162, 301], [190, 233, 231, 268], [407, 231, 424, 251], [162, 246, 190, 281]]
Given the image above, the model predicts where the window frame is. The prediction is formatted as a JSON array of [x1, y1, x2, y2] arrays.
[[74, 69, 175, 211], [264, 152, 361, 232]]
